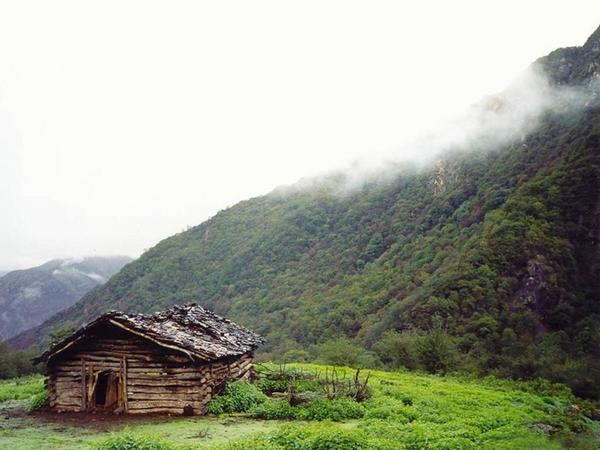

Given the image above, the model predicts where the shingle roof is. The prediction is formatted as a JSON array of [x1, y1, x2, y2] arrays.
[[34, 303, 264, 364]]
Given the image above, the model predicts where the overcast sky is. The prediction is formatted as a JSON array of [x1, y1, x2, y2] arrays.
[[1, 1, 598, 270]]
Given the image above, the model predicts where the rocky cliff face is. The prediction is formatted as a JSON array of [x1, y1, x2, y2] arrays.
[[0, 256, 132, 340], [537, 25, 600, 86]]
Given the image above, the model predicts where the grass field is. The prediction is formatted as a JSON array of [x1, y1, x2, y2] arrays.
[[0, 365, 598, 449], [0, 375, 45, 403]]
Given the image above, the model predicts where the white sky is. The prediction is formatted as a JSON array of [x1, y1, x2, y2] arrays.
[[1, 1, 598, 270]]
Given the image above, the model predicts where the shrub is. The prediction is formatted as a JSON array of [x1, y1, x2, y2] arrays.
[[249, 397, 365, 421], [381, 387, 413, 405], [28, 390, 48, 411], [269, 423, 370, 450], [0, 375, 44, 403], [256, 366, 320, 394], [280, 349, 311, 363], [295, 398, 365, 421], [314, 337, 379, 368], [214, 436, 283, 450], [373, 330, 461, 374], [417, 330, 459, 374], [206, 380, 267, 415], [248, 399, 296, 420], [363, 397, 417, 422], [95, 431, 179, 450], [304, 429, 368, 450], [0, 342, 40, 379], [374, 330, 422, 370]]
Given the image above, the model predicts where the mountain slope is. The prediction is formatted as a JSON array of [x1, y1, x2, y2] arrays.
[[14, 28, 600, 397], [0, 256, 132, 340]]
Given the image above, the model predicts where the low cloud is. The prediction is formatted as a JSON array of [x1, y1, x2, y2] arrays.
[[286, 64, 599, 195]]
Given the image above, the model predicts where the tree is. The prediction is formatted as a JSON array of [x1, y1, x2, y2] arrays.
[[417, 330, 458, 374]]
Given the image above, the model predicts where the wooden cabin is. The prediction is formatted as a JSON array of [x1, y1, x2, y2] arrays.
[[33, 304, 264, 415]]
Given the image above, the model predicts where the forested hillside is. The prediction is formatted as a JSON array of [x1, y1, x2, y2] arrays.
[[0, 256, 132, 340], [13, 27, 600, 397]]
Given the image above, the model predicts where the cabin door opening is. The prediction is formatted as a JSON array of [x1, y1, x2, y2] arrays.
[[92, 370, 121, 410], [83, 358, 128, 413]]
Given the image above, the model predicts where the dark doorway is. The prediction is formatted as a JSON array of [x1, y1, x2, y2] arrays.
[[93, 370, 121, 409], [95, 371, 110, 406]]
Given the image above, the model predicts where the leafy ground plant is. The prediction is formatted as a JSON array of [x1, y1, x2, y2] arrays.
[[0, 374, 44, 403], [2, 364, 599, 449], [207, 364, 369, 421], [27, 390, 48, 412], [94, 430, 183, 450], [206, 380, 267, 415]]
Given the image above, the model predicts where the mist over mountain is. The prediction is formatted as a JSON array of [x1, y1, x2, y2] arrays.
[[0, 256, 132, 340], [12, 27, 600, 397]]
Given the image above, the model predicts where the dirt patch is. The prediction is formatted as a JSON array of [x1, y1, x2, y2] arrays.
[[29, 409, 182, 431], [0, 401, 28, 419], [219, 417, 239, 427]]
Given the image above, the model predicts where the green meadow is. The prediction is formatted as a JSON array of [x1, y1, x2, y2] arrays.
[[0, 365, 598, 450]]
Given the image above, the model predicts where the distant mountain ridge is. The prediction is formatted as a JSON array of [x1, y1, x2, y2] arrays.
[[12, 26, 600, 397], [0, 256, 132, 340]]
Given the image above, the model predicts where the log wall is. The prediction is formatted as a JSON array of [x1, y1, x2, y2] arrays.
[[46, 326, 255, 415]]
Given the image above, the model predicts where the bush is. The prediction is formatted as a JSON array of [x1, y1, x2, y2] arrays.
[[417, 330, 459, 374], [269, 423, 370, 450], [28, 390, 48, 411], [249, 397, 365, 422], [221, 423, 372, 450], [207, 380, 267, 415], [95, 431, 179, 450], [214, 436, 283, 450], [363, 397, 417, 422], [0, 375, 44, 403], [255, 366, 320, 394], [295, 398, 365, 421], [314, 337, 379, 368], [280, 349, 311, 363], [374, 330, 422, 370], [381, 387, 413, 405], [0, 343, 39, 379], [249, 399, 296, 420], [373, 330, 460, 374]]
